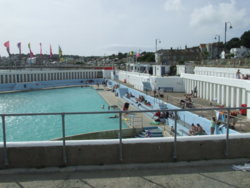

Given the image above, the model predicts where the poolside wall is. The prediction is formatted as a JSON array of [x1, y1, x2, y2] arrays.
[[54, 128, 143, 140], [0, 135, 250, 168], [0, 79, 104, 92]]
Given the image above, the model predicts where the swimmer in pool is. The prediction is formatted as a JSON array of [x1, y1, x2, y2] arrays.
[[109, 115, 118, 118]]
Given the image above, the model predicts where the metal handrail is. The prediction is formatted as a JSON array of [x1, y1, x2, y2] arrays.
[[1, 106, 249, 167], [1, 106, 248, 116]]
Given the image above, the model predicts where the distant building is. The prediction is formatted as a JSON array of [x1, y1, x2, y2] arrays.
[[155, 46, 201, 65], [220, 51, 226, 59], [125, 62, 170, 76], [199, 42, 224, 59], [26, 57, 36, 64], [176, 62, 195, 75], [230, 46, 250, 58]]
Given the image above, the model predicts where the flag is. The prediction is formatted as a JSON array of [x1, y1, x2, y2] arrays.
[[50, 45, 53, 58], [136, 52, 140, 57], [3, 41, 11, 56], [17, 42, 21, 54], [28, 43, 34, 57], [39, 43, 43, 56], [58, 46, 63, 62], [58, 46, 62, 57], [4, 41, 10, 48], [129, 51, 134, 56]]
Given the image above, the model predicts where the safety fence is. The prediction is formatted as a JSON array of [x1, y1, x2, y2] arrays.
[[0, 106, 249, 168]]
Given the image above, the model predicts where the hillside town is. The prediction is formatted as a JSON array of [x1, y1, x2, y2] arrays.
[[1, 31, 250, 68]]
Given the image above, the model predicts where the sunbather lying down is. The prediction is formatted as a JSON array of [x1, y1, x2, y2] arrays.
[[110, 105, 118, 109]]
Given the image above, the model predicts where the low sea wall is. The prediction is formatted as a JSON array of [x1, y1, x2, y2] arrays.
[[1, 134, 250, 168]]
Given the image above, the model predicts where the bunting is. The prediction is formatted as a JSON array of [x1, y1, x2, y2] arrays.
[[28, 43, 34, 57], [17, 42, 21, 55], [50, 45, 53, 58], [58, 46, 63, 62], [3, 41, 11, 56], [39, 43, 43, 56]]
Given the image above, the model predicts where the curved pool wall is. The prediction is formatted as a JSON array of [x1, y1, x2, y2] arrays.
[[107, 80, 239, 135], [0, 85, 127, 141], [0, 78, 239, 139], [0, 79, 105, 92]]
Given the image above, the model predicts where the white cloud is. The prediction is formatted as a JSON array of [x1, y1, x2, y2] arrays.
[[190, 0, 250, 32], [164, 0, 183, 12], [0, 0, 249, 56]]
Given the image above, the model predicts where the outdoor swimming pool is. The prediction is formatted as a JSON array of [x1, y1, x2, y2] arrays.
[[0, 87, 126, 141]]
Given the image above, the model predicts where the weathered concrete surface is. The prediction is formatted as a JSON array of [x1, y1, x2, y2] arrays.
[[54, 128, 143, 140], [0, 159, 250, 188], [97, 87, 172, 136], [1, 137, 250, 169], [97, 87, 163, 129]]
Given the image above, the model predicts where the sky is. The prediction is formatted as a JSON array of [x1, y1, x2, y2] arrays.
[[0, 0, 249, 56]]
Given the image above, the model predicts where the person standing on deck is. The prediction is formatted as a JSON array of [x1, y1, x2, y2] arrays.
[[236, 69, 241, 79], [210, 117, 216, 135], [193, 86, 197, 97]]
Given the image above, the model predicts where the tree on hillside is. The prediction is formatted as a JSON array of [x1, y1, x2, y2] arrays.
[[240, 30, 250, 48], [118, 52, 127, 59], [225, 37, 241, 50], [137, 52, 155, 62]]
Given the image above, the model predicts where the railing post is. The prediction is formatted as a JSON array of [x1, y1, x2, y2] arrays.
[[61, 113, 67, 165], [225, 109, 230, 157], [173, 111, 177, 161], [119, 112, 123, 162], [1, 115, 8, 167]]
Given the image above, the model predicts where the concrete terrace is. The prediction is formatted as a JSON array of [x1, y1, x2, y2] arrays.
[[94, 85, 172, 137], [0, 159, 249, 188], [117, 81, 250, 133]]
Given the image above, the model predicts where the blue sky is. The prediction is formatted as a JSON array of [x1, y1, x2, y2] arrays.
[[0, 0, 249, 56]]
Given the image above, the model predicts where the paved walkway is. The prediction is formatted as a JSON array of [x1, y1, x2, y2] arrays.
[[117, 81, 250, 133], [160, 92, 250, 132], [0, 159, 249, 188]]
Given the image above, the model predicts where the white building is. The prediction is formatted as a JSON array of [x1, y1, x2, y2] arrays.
[[125, 63, 171, 76], [118, 64, 250, 119], [27, 57, 36, 64], [220, 51, 226, 59], [230, 46, 250, 58], [181, 66, 250, 119]]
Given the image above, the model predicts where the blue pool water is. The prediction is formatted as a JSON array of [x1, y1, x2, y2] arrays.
[[0, 87, 126, 141]]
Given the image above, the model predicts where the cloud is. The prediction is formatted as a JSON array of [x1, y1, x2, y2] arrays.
[[190, 0, 250, 31], [164, 0, 183, 12]]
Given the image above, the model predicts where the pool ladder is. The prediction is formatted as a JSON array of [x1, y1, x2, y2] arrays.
[[128, 113, 143, 128]]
